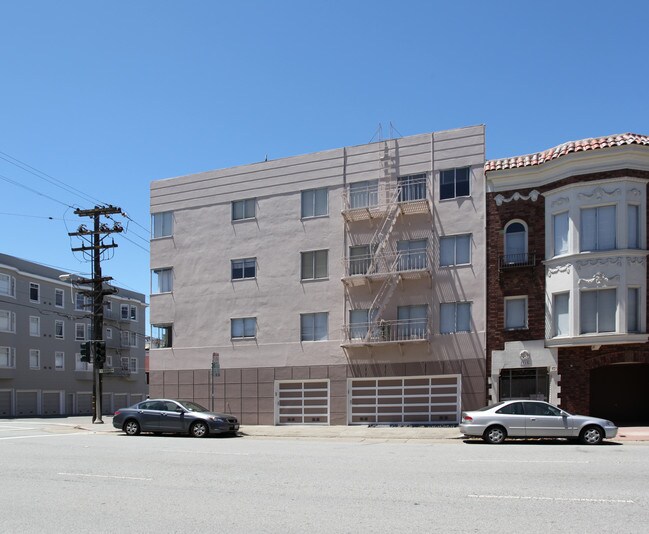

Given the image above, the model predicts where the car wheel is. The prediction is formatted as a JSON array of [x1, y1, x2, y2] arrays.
[[124, 419, 141, 436], [580, 425, 603, 445], [190, 421, 209, 438], [483, 425, 506, 444]]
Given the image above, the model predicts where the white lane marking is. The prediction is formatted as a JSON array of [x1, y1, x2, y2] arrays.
[[460, 459, 589, 464], [0, 433, 90, 441], [160, 449, 250, 456], [0, 426, 36, 432], [58, 473, 152, 481], [468, 494, 634, 504]]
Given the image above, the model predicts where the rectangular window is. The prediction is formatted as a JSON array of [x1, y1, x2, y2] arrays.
[[300, 312, 328, 341], [440, 167, 470, 200], [231, 317, 257, 339], [29, 283, 39, 302], [130, 358, 138, 373], [628, 288, 639, 333], [29, 316, 40, 337], [397, 305, 428, 339], [440, 302, 471, 334], [580, 205, 616, 251], [0, 347, 16, 368], [349, 309, 377, 340], [130, 305, 137, 322], [505, 297, 527, 330], [75, 292, 87, 311], [106, 327, 112, 340], [232, 199, 256, 221], [301, 188, 328, 218], [120, 357, 129, 371], [301, 250, 328, 280], [55, 351, 65, 370], [398, 174, 427, 202], [580, 289, 616, 334], [0, 274, 16, 297], [0, 310, 15, 333], [75, 323, 86, 341], [29, 349, 40, 369], [349, 180, 378, 209], [231, 258, 256, 280], [349, 245, 372, 276], [152, 211, 173, 238], [121, 304, 129, 320], [120, 331, 137, 347], [55, 288, 64, 308], [628, 205, 639, 249], [440, 235, 471, 266], [55, 320, 64, 339], [397, 239, 427, 271], [152, 325, 173, 348], [152, 268, 173, 293], [553, 212, 569, 256], [75, 353, 92, 371]]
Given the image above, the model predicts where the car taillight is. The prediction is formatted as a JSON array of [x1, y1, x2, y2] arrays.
[[114, 410, 121, 416], [462, 414, 473, 423]]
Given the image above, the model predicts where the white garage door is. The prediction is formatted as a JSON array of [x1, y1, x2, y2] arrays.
[[275, 380, 329, 425], [42, 391, 62, 415], [348, 375, 461, 425], [0, 390, 12, 416], [16, 391, 38, 416], [77, 393, 92, 415]]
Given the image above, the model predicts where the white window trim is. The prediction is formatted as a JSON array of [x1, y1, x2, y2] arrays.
[[231, 258, 257, 281], [0, 310, 16, 333], [29, 349, 40, 370], [439, 234, 472, 267], [55, 288, 65, 308], [152, 268, 173, 294], [55, 320, 64, 340], [301, 188, 329, 219], [231, 198, 256, 221], [29, 316, 41, 337], [0, 346, 16, 368], [231, 317, 257, 339], [55, 351, 65, 371], [300, 312, 329, 342], [300, 250, 329, 281], [151, 211, 173, 239], [75, 323, 86, 341], [504, 296, 528, 330], [29, 282, 40, 303], [0, 274, 16, 298]]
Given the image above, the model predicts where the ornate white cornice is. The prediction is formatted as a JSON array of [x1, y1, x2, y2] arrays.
[[577, 186, 621, 201], [627, 256, 647, 266], [551, 197, 569, 208], [578, 271, 620, 287], [628, 187, 642, 198], [576, 257, 623, 270], [494, 189, 541, 206], [547, 264, 571, 277]]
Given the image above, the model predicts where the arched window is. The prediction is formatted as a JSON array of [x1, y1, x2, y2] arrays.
[[504, 221, 528, 265]]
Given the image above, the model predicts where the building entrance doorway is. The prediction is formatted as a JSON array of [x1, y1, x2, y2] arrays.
[[590, 364, 649, 425]]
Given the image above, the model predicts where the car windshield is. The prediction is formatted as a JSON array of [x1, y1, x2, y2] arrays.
[[180, 401, 208, 412]]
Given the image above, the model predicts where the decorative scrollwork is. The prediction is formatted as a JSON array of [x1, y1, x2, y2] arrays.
[[494, 190, 541, 206], [578, 186, 621, 201], [578, 272, 620, 287]]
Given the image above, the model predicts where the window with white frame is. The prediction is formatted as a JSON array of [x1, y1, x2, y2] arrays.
[[0, 274, 15, 297], [232, 198, 256, 221], [130, 358, 138, 373], [580, 205, 616, 251], [130, 305, 137, 322], [152, 268, 173, 293], [580, 288, 616, 334], [505, 297, 528, 330], [397, 239, 427, 271], [231, 317, 256, 339], [0, 346, 16, 368], [349, 309, 377, 340], [75, 353, 92, 371], [301, 188, 328, 218], [398, 174, 427, 202], [121, 304, 129, 320], [75, 292, 88, 311], [553, 212, 569, 256], [0, 310, 15, 333], [628, 288, 639, 333], [301, 250, 328, 280], [55, 351, 65, 370], [55, 288, 64, 308], [152, 211, 173, 238], [29, 283, 39, 302], [75, 323, 86, 341], [440, 167, 470, 200], [55, 320, 64, 339], [440, 234, 471, 266], [231, 258, 256, 280], [29, 316, 40, 337], [151, 325, 172, 348], [300, 312, 328, 341], [29, 349, 40, 369], [349, 180, 378, 209], [553, 293, 570, 337], [440, 302, 471, 334], [628, 205, 639, 249], [348, 245, 372, 276], [397, 305, 428, 339], [121, 331, 137, 347], [87, 323, 93, 341]]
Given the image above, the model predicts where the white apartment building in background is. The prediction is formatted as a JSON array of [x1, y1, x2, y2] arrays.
[[149, 125, 486, 425]]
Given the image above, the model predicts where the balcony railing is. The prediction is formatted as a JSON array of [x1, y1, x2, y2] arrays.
[[341, 318, 430, 346], [499, 253, 536, 269], [342, 249, 432, 282]]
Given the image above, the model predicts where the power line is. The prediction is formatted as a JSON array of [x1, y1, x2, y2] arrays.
[[0, 172, 75, 208]]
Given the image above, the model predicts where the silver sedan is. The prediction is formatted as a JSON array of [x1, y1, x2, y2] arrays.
[[459, 400, 617, 445]]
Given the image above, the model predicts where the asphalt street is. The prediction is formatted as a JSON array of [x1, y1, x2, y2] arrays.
[[1, 418, 648, 533]]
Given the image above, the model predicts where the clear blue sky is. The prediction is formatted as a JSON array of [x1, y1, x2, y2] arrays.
[[1, 1, 648, 312]]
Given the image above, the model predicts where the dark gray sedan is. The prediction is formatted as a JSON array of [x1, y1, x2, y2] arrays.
[[460, 400, 617, 445], [113, 399, 239, 438]]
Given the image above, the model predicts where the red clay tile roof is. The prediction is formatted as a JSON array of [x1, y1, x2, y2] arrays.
[[485, 133, 649, 172]]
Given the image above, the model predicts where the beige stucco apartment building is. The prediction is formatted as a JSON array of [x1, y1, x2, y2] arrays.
[[149, 125, 486, 425]]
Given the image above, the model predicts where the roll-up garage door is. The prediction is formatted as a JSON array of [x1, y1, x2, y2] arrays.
[[42, 391, 62, 415], [348, 375, 461, 425], [275, 380, 329, 425], [0, 390, 12, 416], [16, 391, 38, 416], [102, 393, 113, 415], [114, 393, 128, 410], [77, 393, 92, 415]]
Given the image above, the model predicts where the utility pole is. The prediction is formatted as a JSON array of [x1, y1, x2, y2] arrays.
[[68, 205, 123, 423]]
